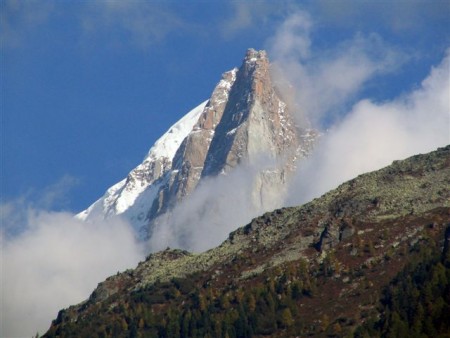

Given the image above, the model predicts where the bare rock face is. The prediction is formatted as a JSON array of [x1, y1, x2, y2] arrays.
[[148, 68, 238, 217], [203, 49, 297, 176], [78, 49, 319, 239], [201, 49, 314, 210]]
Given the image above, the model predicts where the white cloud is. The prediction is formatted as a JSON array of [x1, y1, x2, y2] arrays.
[[81, 1, 185, 49], [2, 1, 187, 50], [37, 175, 80, 211], [267, 10, 405, 127], [1, 204, 144, 337], [219, 0, 276, 38], [220, 0, 294, 39], [149, 159, 286, 253], [1, 175, 79, 239], [288, 48, 450, 205], [267, 11, 312, 60], [1, 0, 56, 48], [220, 1, 254, 38], [313, 0, 449, 34]]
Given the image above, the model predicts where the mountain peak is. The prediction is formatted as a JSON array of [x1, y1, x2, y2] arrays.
[[78, 49, 318, 243], [243, 49, 269, 76], [240, 49, 270, 95], [245, 48, 268, 62], [201, 48, 302, 178]]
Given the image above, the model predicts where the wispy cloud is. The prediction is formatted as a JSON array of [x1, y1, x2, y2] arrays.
[[1, 205, 144, 337], [220, 1, 254, 38], [313, 0, 449, 34], [267, 10, 405, 127], [1, 0, 56, 48], [149, 158, 286, 253], [2, 1, 187, 51], [219, 0, 292, 39], [1, 175, 79, 238], [81, 1, 185, 49], [1, 176, 144, 337], [288, 48, 450, 205], [38, 174, 80, 210]]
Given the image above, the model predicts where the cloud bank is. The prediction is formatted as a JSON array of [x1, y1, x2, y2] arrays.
[[149, 160, 285, 253], [287, 47, 450, 204], [1, 204, 144, 337]]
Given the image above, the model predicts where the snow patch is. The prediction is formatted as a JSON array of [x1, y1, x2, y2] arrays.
[[227, 128, 237, 136], [77, 100, 209, 232], [145, 101, 208, 161]]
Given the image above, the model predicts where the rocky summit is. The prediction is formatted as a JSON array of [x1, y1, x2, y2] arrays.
[[77, 49, 318, 239], [44, 145, 450, 337]]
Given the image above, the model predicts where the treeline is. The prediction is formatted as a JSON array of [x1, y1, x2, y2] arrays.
[[44, 229, 450, 338]]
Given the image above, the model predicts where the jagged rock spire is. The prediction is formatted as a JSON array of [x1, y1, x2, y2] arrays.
[[202, 48, 299, 177], [78, 49, 318, 237]]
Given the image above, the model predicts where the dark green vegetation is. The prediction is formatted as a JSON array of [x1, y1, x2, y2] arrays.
[[43, 146, 450, 337], [44, 223, 450, 338], [356, 227, 450, 338]]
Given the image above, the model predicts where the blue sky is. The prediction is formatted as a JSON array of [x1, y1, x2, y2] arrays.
[[2, 2, 450, 336], [2, 0, 449, 213]]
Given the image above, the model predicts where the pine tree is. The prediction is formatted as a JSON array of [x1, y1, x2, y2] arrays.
[[280, 308, 293, 328]]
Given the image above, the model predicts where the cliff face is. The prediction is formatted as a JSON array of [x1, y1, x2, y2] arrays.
[[145, 68, 238, 220], [46, 145, 450, 337], [151, 49, 314, 222], [202, 49, 300, 177], [78, 49, 318, 238]]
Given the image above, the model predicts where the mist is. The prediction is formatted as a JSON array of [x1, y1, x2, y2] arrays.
[[267, 11, 405, 127], [285, 47, 450, 205], [1, 204, 144, 337], [149, 158, 286, 253], [2, 10, 448, 338], [262, 10, 449, 203]]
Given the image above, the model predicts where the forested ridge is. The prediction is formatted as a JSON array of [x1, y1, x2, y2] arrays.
[[44, 224, 450, 338], [356, 228, 450, 338]]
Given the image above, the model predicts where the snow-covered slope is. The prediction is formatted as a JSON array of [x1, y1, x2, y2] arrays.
[[76, 101, 208, 231]]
